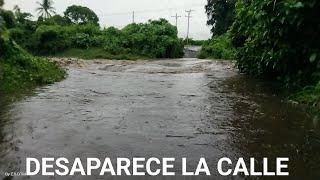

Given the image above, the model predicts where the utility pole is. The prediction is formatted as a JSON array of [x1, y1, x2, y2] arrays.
[[171, 13, 181, 27], [132, 11, 135, 23], [185, 9, 193, 45]]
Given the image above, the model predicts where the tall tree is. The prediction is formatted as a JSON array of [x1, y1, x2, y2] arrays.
[[64, 5, 99, 25], [14, 5, 32, 24], [205, 0, 236, 36], [36, 0, 55, 19], [0, 0, 4, 33]]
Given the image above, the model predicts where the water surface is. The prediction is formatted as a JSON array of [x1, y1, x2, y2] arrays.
[[0, 58, 319, 180]]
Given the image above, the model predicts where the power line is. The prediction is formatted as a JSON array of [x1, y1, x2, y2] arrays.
[[97, 4, 204, 17], [171, 13, 181, 27], [185, 9, 193, 44]]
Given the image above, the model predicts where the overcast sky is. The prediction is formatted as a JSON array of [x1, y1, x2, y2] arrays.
[[3, 0, 212, 40]]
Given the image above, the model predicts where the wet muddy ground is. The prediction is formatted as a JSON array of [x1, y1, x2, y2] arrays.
[[0, 58, 319, 180]]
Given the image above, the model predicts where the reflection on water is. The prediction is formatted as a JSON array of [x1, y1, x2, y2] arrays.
[[220, 74, 320, 179], [0, 94, 21, 175], [0, 59, 319, 180]]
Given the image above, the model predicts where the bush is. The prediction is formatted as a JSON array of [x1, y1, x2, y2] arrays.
[[121, 19, 184, 58], [11, 18, 184, 59], [102, 27, 128, 54], [0, 36, 65, 92], [199, 33, 236, 59], [33, 24, 103, 53], [230, 0, 320, 87], [37, 15, 70, 26], [35, 25, 70, 54], [0, 9, 16, 28], [72, 33, 92, 49]]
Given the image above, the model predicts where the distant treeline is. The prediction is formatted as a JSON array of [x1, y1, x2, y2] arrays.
[[1, 3, 184, 59]]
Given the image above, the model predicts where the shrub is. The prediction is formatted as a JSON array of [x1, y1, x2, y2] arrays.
[[72, 33, 92, 49], [121, 19, 184, 58], [101, 27, 128, 54], [0, 9, 16, 28], [230, 0, 320, 87], [0, 36, 65, 92], [199, 33, 236, 59], [35, 25, 70, 54], [11, 19, 184, 59]]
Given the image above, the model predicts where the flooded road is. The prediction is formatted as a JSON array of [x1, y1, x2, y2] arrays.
[[0, 58, 319, 180]]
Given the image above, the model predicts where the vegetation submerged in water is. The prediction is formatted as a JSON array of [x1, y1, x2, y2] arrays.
[[291, 83, 320, 115], [203, 0, 320, 114], [53, 48, 148, 60]]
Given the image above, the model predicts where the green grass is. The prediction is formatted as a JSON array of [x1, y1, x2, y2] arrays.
[[54, 47, 149, 60], [291, 82, 320, 107], [289, 82, 320, 118]]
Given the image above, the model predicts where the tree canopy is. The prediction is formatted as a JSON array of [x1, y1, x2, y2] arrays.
[[230, 0, 320, 86], [205, 0, 236, 36], [0, 1, 4, 33], [36, 0, 55, 19], [64, 5, 99, 25], [14, 5, 32, 24]]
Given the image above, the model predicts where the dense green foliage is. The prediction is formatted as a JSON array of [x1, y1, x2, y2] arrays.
[[64, 5, 99, 25], [0, 0, 4, 34], [0, 37, 65, 92], [32, 24, 101, 54], [230, 0, 320, 87], [117, 19, 184, 58], [41, 14, 70, 26], [2, 3, 184, 60], [198, 33, 235, 60], [0, 0, 65, 93], [205, 0, 236, 36], [9, 17, 184, 58], [1, 2, 184, 59], [0, 9, 15, 28], [204, 0, 320, 111]]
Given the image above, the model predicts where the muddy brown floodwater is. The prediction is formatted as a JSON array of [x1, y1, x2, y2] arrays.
[[0, 58, 319, 180]]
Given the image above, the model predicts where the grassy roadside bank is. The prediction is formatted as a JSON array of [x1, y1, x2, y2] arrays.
[[0, 37, 66, 93]]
